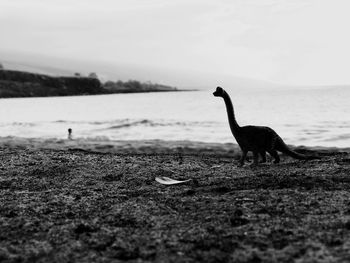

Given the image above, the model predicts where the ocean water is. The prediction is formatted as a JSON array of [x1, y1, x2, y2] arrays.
[[0, 88, 349, 147]]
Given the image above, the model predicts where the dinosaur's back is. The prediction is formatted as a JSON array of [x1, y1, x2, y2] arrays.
[[236, 125, 280, 151]]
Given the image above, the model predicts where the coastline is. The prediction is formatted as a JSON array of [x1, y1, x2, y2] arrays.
[[1, 136, 349, 155], [1, 137, 350, 262], [0, 69, 182, 98]]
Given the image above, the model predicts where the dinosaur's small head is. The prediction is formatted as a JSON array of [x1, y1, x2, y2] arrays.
[[213, 86, 224, 97]]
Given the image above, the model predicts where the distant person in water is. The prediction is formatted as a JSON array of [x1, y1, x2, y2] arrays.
[[68, 128, 73, 140]]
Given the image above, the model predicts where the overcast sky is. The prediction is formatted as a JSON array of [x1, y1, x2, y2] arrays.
[[1, 0, 350, 86]]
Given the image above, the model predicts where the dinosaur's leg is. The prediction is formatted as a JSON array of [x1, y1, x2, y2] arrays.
[[239, 150, 248, 166], [268, 150, 280, 164], [251, 151, 259, 166], [260, 151, 267, 163]]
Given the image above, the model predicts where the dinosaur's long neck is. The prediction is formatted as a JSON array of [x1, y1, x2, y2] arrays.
[[222, 91, 240, 135]]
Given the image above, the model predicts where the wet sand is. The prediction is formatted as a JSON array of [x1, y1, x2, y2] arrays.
[[0, 137, 350, 262]]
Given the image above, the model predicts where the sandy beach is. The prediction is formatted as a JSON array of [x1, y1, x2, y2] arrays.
[[0, 138, 350, 262]]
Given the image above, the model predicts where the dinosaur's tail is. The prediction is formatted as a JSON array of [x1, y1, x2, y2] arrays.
[[275, 137, 320, 160]]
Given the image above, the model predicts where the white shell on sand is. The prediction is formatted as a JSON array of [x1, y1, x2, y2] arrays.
[[155, 177, 191, 185]]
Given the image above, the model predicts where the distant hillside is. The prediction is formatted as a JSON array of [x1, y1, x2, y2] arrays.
[[0, 52, 280, 90], [103, 80, 178, 93], [0, 69, 178, 98]]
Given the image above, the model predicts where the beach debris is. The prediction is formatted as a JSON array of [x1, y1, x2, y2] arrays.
[[155, 176, 191, 185], [229, 209, 249, 227]]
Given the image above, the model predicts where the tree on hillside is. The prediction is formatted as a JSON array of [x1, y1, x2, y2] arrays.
[[88, 72, 98, 79], [0, 63, 4, 70]]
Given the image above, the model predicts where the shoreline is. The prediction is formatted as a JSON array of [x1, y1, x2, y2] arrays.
[[1, 136, 349, 156], [0, 88, 194, 100]]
